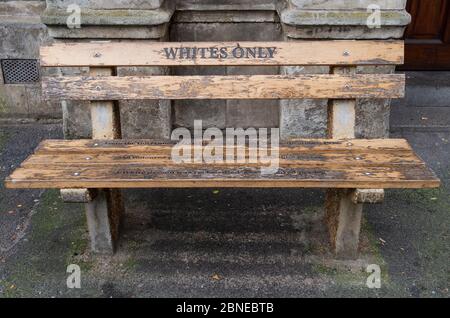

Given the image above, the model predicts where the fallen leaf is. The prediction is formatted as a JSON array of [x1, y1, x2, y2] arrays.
[[211, 274, 222, 281], [379, 238, 386, 244], [212, 190, 220, 195]]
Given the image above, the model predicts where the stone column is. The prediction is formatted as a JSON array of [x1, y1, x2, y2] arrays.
[[278, 0, 411, 139], [279, 0, 410, 259], [41, 0, 174, 253], [41, 0, 175, 139]]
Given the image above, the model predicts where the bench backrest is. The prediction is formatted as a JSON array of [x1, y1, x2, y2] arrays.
[[40, 41, 405, 101]]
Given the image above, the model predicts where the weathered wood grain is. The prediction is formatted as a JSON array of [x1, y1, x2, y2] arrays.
[[21, 151, 424, 167], [5, 139, 440, 190], [34, 139, 414, 154], [5, 164, 439, 189], [40, 41, 404, 67], [42, 74, 405, 101]]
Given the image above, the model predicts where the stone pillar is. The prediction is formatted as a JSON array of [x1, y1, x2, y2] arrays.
[[41, 0, 174, 253], [279, 0, 410, 259], [41, 0, 175, 139], [278, 0, 411, 139]]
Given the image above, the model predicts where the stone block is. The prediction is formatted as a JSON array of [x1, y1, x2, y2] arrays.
[[173, 10, 279, 23], [120, 100, 172, 139], [25, 85, 62, 119], [42, 4, 174, 39], [279, 65, 329, 139], [280, 8, 411, 26], [355, 65, 395, 138], [117, 66, 172, 139], [226, 65, 279, 128], [170, 22, 282, 129], [279, 3, 411, 40], [0, 24, 50, 60], [0, 85, 29, 117], [172, 64, 226, 129], [282, 25, 407, 39], [176, 0, 277, 11], [62, 101, 91, 139], [47, 25, 169, 39], [290, 0, 407, 10], [170, 22, 282, 42], [42, 8, 172, 26], [46, 0, 165, 10]]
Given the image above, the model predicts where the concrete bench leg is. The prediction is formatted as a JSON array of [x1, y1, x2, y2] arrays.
[[84, 66, 124, 254], [325, 189, 363, 259], [85, 189, 124, 254], [61, 188, 124, 254]]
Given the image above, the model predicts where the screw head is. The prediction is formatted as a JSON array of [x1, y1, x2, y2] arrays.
[[365, 172, 372, 176], [85, 157, 92, 161], [343, 51, 350, 56], [355, 157, 362, 160], [93, 143, 99, 147], [73, 172, 80, 176], [93, 52, 102, 58]]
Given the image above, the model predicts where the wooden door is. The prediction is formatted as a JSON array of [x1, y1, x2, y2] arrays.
[[403, 0, 450, 70]]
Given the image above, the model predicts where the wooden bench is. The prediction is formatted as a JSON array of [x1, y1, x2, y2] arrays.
[[5, 40, 440, 259]]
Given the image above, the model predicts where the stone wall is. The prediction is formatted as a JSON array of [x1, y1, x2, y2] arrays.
[[0, 0, 411, 139], [171, 1, 282, 130], [0, 1, 59, 120]]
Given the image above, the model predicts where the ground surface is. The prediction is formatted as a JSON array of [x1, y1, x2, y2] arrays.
[[0, 121, 448, 298], [2, 71, 450, 298]]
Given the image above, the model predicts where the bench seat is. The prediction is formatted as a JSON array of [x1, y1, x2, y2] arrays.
[[6, 138, 440, 190]]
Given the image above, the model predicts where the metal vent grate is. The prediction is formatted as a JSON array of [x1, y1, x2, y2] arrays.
[[1, 59, 40, 84]]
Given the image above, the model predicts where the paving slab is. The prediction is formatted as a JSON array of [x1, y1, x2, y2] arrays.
[[0, 123, 448, 298]]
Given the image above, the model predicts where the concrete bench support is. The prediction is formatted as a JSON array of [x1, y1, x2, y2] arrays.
[[86, 66, 124, 254], [325, 66, 365, 259]]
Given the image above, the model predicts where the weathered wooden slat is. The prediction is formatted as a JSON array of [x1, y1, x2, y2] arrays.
[[350, 189, 385, 204], [34, 139, 414, 154], [40, 41, 404, 67], [60, 188, 98, 203], [5, 164, 439, 189], [21, 151, 424, 167], [5, 139, 440, 190], [42, 74, 405, 100]]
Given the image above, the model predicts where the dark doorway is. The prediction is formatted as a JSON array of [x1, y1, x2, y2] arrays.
[[402, 0, 450, 70]]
